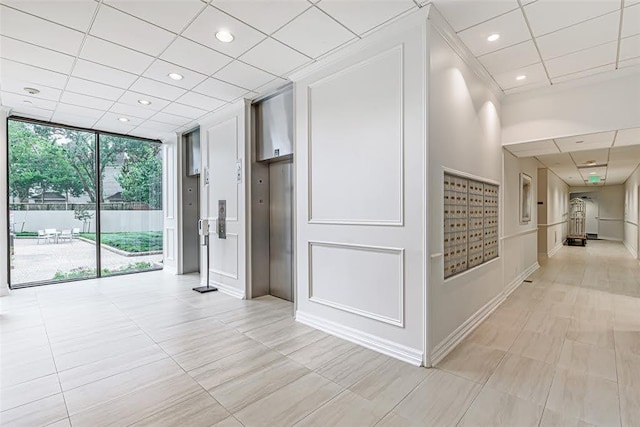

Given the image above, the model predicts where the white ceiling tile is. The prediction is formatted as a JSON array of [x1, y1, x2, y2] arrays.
[[72, 59, 139, 89], [1, 59, 68, 89], [128, 77, 188, 101], [142, 60, 207, 90], [161, 37, 232, 76], [1, 0, 98, 32], [431, 0, 519, 32], [545, 41, 617, 78], [551, 63, 616, 84], [150, 111, 193, 126], [94, 113, 139, 133], [317, 0, 416, 36], [614, 127, 640, 146], [9, 104, 54, 121], [0, 6, 85, 55], [478, 40, 540, 74], [213, 61, 276, 90], [192, 77, 250, 101], [493, 62, 547, 90], [502, 81, 549, 95], [240, 38, 311, 76], [138, 120, 182, 133], [212, 0, 311, 35], [183, 6, 267, 58], [60, 92, 115, 111], [90, 5, 175, 56], [109, 102, 157, 119], [622, 3, 640, 38], [536, 11, 620, 60], [176, 91, 226, 111], [80, 36, 155, 75], [253, 77, 289, 96], [66, 77, 126, 101], [523, 0, 620, 36], [504, 139, 559, 157], [578, 165, 607, 181], [536, 152, 575, 167], [555, 131, 616, 152], [51, 112, 98, 129], [570, 148, 610, 165], [1, 91, 58, 110], [56, 103, 106, 120], [0, 36, 75, 74], [619, 34, 640, 61], [161, 102, 208, 119], [609, 145, 640, 161], [118, 91, 171, 111], [619, 56, 640, 69], [272, 7, 356, 59], [457, 9, 531, 57], [1, 79, 62, 101], [104, 0, 204, 33]]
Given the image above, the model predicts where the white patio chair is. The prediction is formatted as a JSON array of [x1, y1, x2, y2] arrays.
[[44, 228, 58, 244], [60, 229, 72, 243], [72, 228, 80, 239], [37, 230, 47, 244]]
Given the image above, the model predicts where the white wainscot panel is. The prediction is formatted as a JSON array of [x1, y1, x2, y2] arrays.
[[210, 233, 238, 279], [165, 227, 175, 261], [309, 241, 404, 326], [208, 116, 239, 221], [309, 45, 404, 225]]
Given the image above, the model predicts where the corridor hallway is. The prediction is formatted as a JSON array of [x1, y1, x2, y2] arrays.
[[1, 241, 639, 426]]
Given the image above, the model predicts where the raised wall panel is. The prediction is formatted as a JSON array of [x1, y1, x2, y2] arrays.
[[309, 241, 404, 326], [308, 46, 403, 225], [208, 116, 239, 221], [210, 233, 239, 279]]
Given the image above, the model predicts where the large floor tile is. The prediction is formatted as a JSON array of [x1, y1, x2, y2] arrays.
[[437, 341, 506, 384], [539, 409, 596, 427], [315, 346, 388, 388], [523, 311, 570, 338], [485, 353, 555, 405], [0, 394, 68, 427], [508, 330, 563, 364], [287, 335, 357, 370], [0, 373, 61, 412], [557, 339, 617, 381], [131, 391, 230, 427], [458, 386, 543, 427], [294, 390, 386, 427]]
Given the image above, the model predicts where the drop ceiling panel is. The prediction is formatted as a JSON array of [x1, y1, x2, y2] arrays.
[[0, 91, 58, 111], [118, 91, 172, 111], [0, 7, 85, 55], [609, 145, 640, 161], [79, 36, 155, 75], [160, 37, 233, 76], [551, 63, 616, 84], [619, 34, 640, 61], [142, 60, 208, 90], [128, 77, 187, 101], [615, 127, 640, 146], [504, 139, 559, 157], [545, 41, 617, 78], [135, 120, 179, 133], [478, 40, 540, 74], [240, 37, 311, 76], [161, 102, 208, 119], [66, 77, 126, 101], [317, 0, 416, 36], [212, 0, 312, 35], [72, 59, 139, 89], [109, 102, 158, 120], [60, 92, 115, 111], [523, 0, 620, 37], [431, 0, 519, 32], [213, 61, 276, 91], [93, 114, 138, 133], [90, 5, 175, 57], [0, 36, 75, 74], [493, 62, 547, 90], [458, 9, 531, 57], [536, 152, 576, 168], [1, 80, 62, 102], [1, 0, 99, 32], [150, 111, 192, 126], [272, 7, 356, 59], [622, 3, 640, 38], [555, 131, 616, 152], [578, 166, 607, 180], [1, 59, 69, 89], [536, 11, 620, 60], [175, 91, 226, 111], [570, 148, 609, 165], [104, 0, 205, 33], [56, 103, 105, 120], [193, 77, 250, 101], [51, 112, 98, 129], [183, 6, 267, 58], [10, 104, 53, 121]]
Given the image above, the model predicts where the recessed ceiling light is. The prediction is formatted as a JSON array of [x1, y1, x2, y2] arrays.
[[118, 117, 130, 122], [487, 33, 500, 42], [23, 87, 40, 95], [138, 99, 151, 106], [168, 73, 184, 81], [516, 75, 527, 81], [586, 160, 596, 164], [576, 140, 584, 144], [215, 30, 234, 43]]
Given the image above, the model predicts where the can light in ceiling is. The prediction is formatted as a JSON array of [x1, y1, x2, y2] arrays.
[[138, 99, 151, 106], [576, 140, 584, 144], [487, 33, 500, 42], [23, 87, 40, 95], [516, 75, 527, 81], [215, 30, 234, 43], [118, 117, 130, 122], [168, 72, 184, 81]]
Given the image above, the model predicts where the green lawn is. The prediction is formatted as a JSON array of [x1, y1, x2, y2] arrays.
[[80, 232, 163, 253], [53, 262, 155, 280]]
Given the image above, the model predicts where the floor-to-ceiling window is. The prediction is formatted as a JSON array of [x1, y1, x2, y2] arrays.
[[7, 118, 163, 287]]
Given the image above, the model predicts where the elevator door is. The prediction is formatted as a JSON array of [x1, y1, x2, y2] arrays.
[[269, 160, 293, 301]]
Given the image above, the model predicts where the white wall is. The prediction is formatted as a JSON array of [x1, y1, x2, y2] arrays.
[[10, 210, 163, 233], [0, 109, 9, 295], [502, 73, 640, 144], [570, 186, 625, 241], [428, 23, 506, 362], [624, 166, 640, 258], [162, 135, 179, 274], [199, 101, 248, 299], [538, 169, 569, 257], [292, 11, 429, 366]]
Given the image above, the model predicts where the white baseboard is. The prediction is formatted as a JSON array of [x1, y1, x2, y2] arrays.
[[624, 239, 638, 259], [430, 261, 539, 366], [547, 242, 564, 258], [210, 280, 245, 299], [295, 311, 423, 366]]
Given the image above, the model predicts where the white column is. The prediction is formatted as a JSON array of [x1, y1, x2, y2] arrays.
[[1, 108, 11, 296]]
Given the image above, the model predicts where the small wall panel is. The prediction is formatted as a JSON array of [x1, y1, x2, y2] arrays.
[[210, 233, 238, 279], [309, 241, 404, 326], [208, 116, 239, 221]]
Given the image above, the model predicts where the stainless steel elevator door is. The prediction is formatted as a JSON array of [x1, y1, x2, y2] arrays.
[[269, 160, 293, 301]]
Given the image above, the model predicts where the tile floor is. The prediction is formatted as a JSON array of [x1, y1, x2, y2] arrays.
[[1, 240, 639, 426]]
